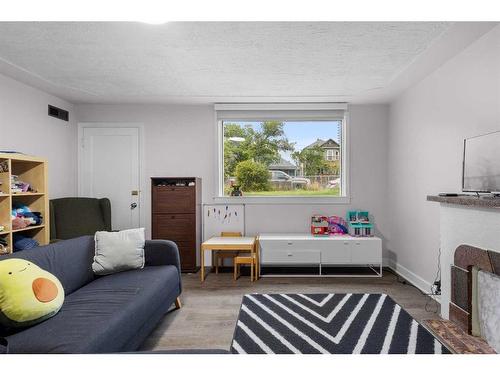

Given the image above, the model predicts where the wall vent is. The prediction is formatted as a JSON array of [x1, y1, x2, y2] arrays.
[[48, 105, 69, 121]]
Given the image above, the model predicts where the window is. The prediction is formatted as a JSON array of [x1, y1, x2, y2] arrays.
[[216, 103, 348, 200], [326, 149, 334, 161]]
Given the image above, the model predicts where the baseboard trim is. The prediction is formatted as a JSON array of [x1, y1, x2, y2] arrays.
[[387, 259, 441, 303]]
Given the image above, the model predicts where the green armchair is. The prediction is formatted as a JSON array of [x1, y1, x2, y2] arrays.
[[49, 197, 112, 241]]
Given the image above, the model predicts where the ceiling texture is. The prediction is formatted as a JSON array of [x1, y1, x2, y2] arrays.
[[0, 22, 495, 104]]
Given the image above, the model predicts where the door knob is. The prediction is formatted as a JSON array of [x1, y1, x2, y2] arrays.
[[130, 203, 138, 209]]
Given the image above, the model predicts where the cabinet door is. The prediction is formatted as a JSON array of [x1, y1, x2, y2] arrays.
[[321, 240, 352, 264], [152, 186, 195, 214], [152, 214, 195, 242], [351, 239, 382, 264]]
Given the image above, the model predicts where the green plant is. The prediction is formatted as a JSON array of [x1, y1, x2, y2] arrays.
[[291, 145, 330, 176], [235, 160, 270, 192], [223, 121, 294, 177]]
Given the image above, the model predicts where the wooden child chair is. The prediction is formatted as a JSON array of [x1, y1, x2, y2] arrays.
[[234, 237, 258, 282], [214, 231, 242, 274]]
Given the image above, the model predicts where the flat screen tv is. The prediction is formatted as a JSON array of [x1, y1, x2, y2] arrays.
[[462, 130, 500, 193]]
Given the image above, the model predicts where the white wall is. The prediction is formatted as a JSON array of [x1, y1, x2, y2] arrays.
[[387, 26, 500, 291], [75, 104, 390, 246], [0, 73, 78, 198]]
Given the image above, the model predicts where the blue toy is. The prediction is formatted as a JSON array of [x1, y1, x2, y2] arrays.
[[346, 210, 374, 237], [11, 203, 43, 226]]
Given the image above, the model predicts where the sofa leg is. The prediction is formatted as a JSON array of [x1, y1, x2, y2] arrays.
[[175, 297, 182, 309]]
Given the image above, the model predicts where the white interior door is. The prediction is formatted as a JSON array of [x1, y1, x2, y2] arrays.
[[79, 125, 141, 230]]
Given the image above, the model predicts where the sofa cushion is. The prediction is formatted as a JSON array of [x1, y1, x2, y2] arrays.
[[4, 265, 180, 353], [2, 236, 95, 295]]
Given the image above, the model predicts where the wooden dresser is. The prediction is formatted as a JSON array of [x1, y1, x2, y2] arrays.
[[151, 177, 201, 273]]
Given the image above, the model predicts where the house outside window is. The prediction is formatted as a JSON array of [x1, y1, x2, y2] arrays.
[[215, 103, 349, 202]]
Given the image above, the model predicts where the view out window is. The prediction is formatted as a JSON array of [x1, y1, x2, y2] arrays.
[[222, 119, 343, 197]]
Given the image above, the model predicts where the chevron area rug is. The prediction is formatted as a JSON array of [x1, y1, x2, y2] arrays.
[[230, 293, 451, 354]]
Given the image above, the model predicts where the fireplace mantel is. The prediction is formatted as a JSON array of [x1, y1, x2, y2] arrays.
[[429, 196, 500, 319], [427, 195, 500, 208]]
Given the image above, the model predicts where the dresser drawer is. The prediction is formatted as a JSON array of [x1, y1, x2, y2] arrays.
[[260, 239, 321, 252], [261, 248, 320, 265], [260, 239, 321, 264], [152, 214, 195, 242], [152, 186, 195, 213], [176, 241, 197, 270]]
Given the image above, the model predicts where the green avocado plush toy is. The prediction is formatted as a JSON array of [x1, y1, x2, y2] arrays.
[[0, 259, 64, 330]]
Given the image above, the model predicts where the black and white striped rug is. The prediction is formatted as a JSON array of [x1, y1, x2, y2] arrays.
[[230, 293, 450, 354]]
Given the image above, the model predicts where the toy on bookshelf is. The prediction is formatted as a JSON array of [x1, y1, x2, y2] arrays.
[[13, 234, 39, 251], [11, 204, 43, 230], [0, 160, 8, 173], [11, 175, 37, 194], [0, 234, 9, 254], [346, 210, 374, 236]]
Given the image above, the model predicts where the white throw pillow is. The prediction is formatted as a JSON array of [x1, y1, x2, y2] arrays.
[[478, 270, 500, 352], [92, 228, 145, 275]]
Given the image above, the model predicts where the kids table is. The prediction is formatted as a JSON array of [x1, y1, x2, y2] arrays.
[[200, 236, 258, 281]]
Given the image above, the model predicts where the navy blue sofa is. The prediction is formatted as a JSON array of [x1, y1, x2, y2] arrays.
[[0, 236, 182, 354]]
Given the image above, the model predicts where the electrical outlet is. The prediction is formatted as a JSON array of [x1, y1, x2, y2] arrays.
[[433, 280, 441, 295]]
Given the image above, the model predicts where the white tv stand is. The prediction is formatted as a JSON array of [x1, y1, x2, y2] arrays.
[[258, 233, 382, 277]]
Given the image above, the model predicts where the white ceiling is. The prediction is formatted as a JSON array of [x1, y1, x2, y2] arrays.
[[0, 22, 495, 104]]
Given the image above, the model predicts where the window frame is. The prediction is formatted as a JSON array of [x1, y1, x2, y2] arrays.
[[214, 103, 350, 205]]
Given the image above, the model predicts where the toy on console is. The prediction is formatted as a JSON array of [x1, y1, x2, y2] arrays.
[[327, 216, 349, 235], [346, 210, 374, 237], [311, 215, 329, 236]]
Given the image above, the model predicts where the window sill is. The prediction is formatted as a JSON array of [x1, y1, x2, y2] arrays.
[[211, 196, 351, 205]]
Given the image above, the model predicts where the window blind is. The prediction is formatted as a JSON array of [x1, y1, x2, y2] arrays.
[[215, 103, 347, 121]]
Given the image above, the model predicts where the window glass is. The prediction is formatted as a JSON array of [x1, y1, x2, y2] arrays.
[[223, 120, 342, 197]]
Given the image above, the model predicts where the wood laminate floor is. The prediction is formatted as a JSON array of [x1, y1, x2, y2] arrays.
[[140, 269, 441, 351]]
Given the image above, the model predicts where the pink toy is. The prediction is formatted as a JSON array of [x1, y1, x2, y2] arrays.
[[327, 216, 349, 236]]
